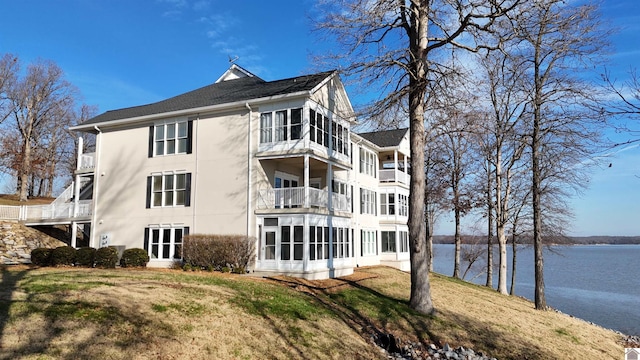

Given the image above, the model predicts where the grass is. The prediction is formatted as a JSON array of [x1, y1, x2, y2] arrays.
[[0, 265, 626, 359]]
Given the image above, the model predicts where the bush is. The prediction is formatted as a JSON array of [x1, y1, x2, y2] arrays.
[[95, 247, 118, 268], [76, 247, 96, 267], [182, 234, 255, 272], [30, 247, 52, 266], [50, 246, 77, 266], [120, 248, 150, 268]]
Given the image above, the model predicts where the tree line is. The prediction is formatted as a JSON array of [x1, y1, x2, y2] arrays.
[[315, 0, 637, 313], [0, 54, 95, 201]]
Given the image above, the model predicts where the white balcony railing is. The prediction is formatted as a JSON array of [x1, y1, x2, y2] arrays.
[[257, 187, 351, 212], [79, 152, 96, 171], [0, 200, 93, 222], [379, 169, 410, 184]]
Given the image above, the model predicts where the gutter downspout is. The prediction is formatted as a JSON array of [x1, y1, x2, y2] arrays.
[[245, 103, 253, 240], [92, 126, 102, 248]]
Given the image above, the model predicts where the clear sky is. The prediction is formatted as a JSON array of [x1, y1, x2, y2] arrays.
[[0, 0, 638, 236]]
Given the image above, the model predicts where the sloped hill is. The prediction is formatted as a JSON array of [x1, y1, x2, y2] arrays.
[[0, 221, 66, 264]]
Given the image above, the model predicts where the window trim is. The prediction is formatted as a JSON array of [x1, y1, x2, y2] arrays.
[[146, 172, 191, 208], [148, 119, 192, 157], [144, 225, 189, 260]]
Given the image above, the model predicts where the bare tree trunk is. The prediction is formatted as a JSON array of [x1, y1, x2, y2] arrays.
[[486, 160, 493, 288], [407, 1, 434, 315], [453, 206, 461, 278], [18, 138, 31, 201], [510, 228, 518, 295]]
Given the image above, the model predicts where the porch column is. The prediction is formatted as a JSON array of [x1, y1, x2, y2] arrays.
[[71, 222, 77, 248], [394, 150, 399, 182], [327, 163, 333, 210], [304, 155, 309, 208]]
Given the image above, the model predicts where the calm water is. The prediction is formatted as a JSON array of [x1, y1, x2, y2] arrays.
[[432, 244, 640, 336]]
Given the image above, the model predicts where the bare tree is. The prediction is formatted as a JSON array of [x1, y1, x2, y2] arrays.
[[510, 0, 609, 309], [602, 68, 640, 118], [315, 0, 520, 314], [0, 57, 77, 201]]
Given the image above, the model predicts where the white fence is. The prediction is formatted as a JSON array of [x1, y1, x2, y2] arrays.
[[257, 187, 351, 212], [0, 200, 92, 222]]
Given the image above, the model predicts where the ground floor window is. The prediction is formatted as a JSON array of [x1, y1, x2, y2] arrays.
[[361, 230, 377, 256], [144, 226, 189, 260], [381, 231, 396, 253], [399, 231, 409, 253]]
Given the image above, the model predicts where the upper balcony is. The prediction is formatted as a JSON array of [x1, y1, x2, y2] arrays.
[[76, 152, 96, 174], [379, 169, 410, 185], [256, 187, 350, 213]]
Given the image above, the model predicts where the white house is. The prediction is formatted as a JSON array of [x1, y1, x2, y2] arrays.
[[63, 64, 412, 279]]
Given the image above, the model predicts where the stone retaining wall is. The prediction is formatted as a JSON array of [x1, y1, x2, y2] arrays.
[[0, 221, 67, 264]]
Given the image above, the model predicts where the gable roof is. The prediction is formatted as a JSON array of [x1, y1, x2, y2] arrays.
[[358, 128, 409, 148], [74, 70, 336, 129]]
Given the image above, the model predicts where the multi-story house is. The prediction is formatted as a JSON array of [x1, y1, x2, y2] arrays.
[[65, 64, 412, 279]]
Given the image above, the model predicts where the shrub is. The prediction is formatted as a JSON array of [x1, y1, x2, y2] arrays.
[[120, 248, 150, 268], [182, 234, 255, 272], [95, 247, 118, 268], [30, 247, 52, 266], [50, 246, 77, 266], [76, 247, 96, 267]]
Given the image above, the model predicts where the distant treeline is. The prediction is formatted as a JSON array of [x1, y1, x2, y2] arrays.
[[432, 235, 640, 245]]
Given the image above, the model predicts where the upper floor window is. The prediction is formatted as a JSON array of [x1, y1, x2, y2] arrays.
[[149, 120, 192, 157], [310, 109, 349, 156], [360, 188, 376, 215], [380, 193, 395, 215], [146, 172, 191, 208], [360, 149, 376, 177], [260, 108, 302, 143], [398, 194, 408, 217]]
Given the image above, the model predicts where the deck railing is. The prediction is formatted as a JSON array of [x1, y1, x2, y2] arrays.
[[257, 187, 351, 212], [379, 169, 410, 185], [0, 200, 93, 222]]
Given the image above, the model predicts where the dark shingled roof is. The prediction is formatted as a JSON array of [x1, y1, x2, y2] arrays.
[[80, 71, 336, 126], [358, 128, 408, 148]]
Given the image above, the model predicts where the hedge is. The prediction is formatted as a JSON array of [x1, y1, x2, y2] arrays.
[[51, 246, 77, 266], [182, 234, 255, 272], [30, 247, 52, 266], [120, 248, 150, 268], [76, 247, 97, 267], [95, 247, 119, 268]]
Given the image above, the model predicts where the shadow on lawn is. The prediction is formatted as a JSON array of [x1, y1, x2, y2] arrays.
[[271, 269, 555, 360], [0, 266, 31, 344]]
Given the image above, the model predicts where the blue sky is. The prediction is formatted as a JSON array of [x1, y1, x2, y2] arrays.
[[0, 0, 638, 236]]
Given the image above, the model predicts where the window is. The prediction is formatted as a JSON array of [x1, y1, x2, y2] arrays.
[[381, 231, 396, 253], [380, 193, 396, 215], [361, 230, 377, 256], [360, 188, 376, 215], [260, 112, 272, 143], [149, 120, 192, 157], [399, 231, 409, 253], [144, 226, 188, 260], [399, 194, 408, 217], [359, 149, 376, 177], [146, 173, 191, 208], [260, 108, 303, 143], [309, 108, 349, 155]]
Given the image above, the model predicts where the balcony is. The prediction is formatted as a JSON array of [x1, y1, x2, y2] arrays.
[[77, 152, 96, 173], [379, 169, 410, 185], [256, 187, 350, 212], [0, 200, 93, 223]]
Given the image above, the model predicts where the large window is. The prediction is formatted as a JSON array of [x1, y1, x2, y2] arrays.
[[144, 226, 188, 260], [360, 188, 376, 215], [146, 173, 191, 208], [398, 194, 408, 217], [399, 231, 409, 253], [361, 230, 377, 256], [381, 231, 396, 253], [150, 120, 192, 157], [309, 108, 349, 156], [359, 148, 376, 177], [309, 226, 351, 260], [380, 193, 395, 215], [260, 108, 303, 143]]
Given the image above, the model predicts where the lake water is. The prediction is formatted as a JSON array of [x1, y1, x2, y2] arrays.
[[431, 244, 640, 336]]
